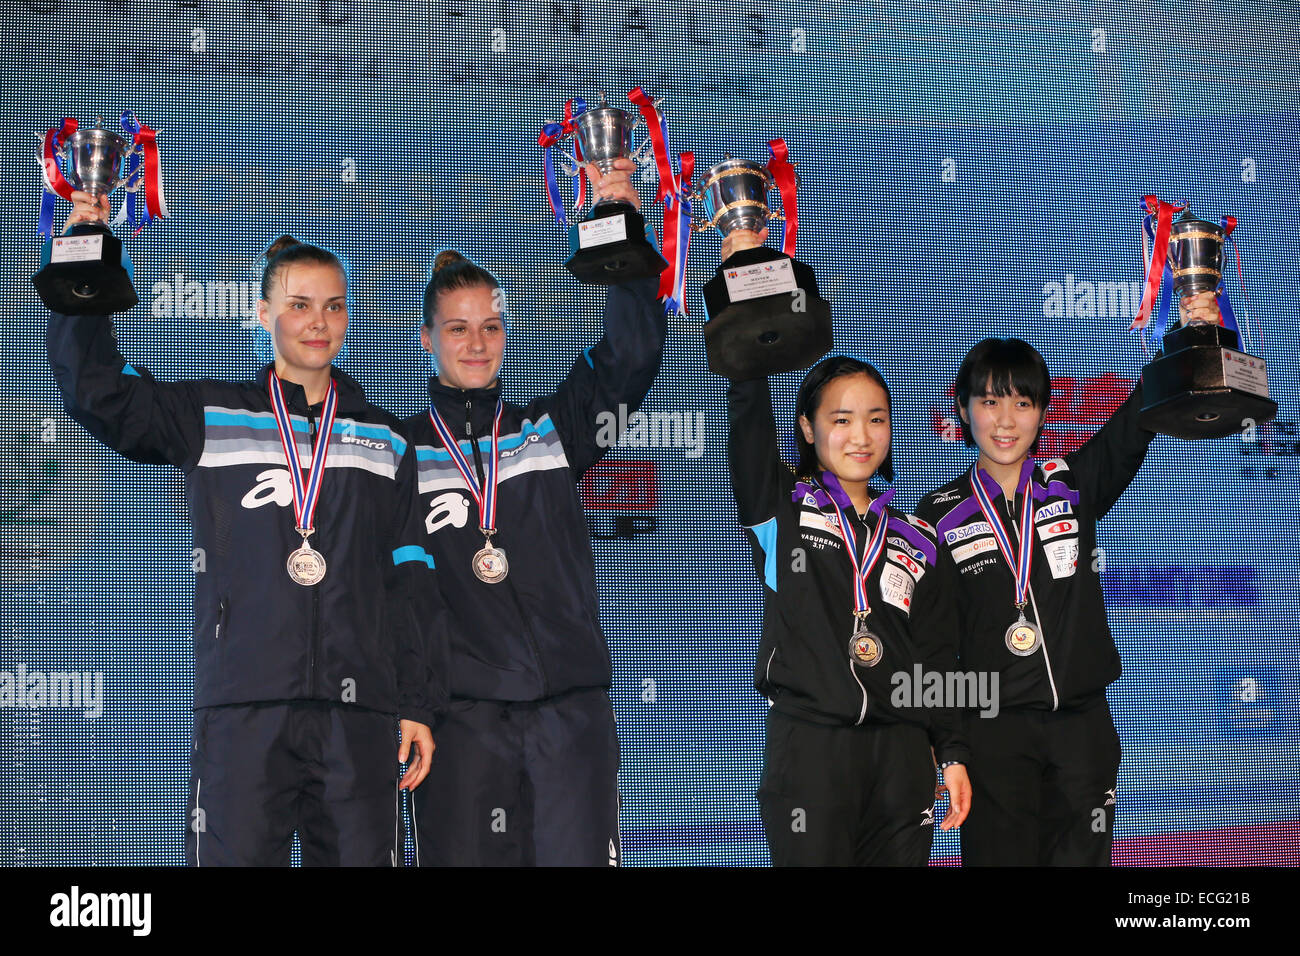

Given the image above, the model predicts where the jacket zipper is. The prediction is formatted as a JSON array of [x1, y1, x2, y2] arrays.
[[307, 405, 321, 699], [216, 598, 226, 641], [1009, 492, 1060, 710], [461, 391, 550, 694]]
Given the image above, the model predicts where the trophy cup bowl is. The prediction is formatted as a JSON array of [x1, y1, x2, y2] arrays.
[[32, 119, 140, 314], [1139, 209, 1277, 439], [559, 98, 667, 285], [699, 157, 832, 380]]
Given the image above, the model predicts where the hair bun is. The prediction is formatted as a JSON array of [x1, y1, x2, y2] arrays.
[[433, 250, 468, 274], [264, 235, 300, 262]]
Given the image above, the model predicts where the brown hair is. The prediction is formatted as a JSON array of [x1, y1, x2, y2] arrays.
[[423, 250, 501, 328], [260, 235, 345, 300]]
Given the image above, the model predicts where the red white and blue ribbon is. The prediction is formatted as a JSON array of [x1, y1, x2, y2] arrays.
[[767, 139, 798, 257], [970, 468, 1035, 610], [37, 118, 77, 238], [1130, 194, 1184, 336], [823, 484, 895, 617], [660, 150, 694, 314], [1213, 215, 1248, 352], [427, 399, 503, 535], [269, 372, 338, 536], [119, 111, 169, 230], [538, 98, 589, 228]]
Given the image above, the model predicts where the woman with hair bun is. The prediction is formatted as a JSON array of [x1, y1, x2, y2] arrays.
[[403, 157, 667, 866], [46, 190, 444, 866]]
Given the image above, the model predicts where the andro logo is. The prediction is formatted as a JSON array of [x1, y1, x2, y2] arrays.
[[1042, 274, 1143, 319], [151, 274, 259, 324], [499, 432, 541, 460], [50, 886, 151, 936], [339, 433, 389, 451], [944, 521, 993, 545]]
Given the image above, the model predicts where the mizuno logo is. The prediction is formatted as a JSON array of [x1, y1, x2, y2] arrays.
[[931, 489, 962, 503]]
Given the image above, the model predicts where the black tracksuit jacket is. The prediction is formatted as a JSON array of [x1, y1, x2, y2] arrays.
[[728, 377, 969, 765], [47, 310, 445, 727], [403, 276, 665, 702], [914, 380, 1156, 712]]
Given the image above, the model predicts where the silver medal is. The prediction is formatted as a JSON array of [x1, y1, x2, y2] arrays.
[[1005, 616, 1040, 656], [849, 618, 884, 668], [472, 543, 509, 584], [287, 540, 327, 586]]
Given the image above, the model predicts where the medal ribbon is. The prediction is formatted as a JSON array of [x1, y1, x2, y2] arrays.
[[427, 399, 503, 535], [767, 138, 798, 257], [823, 484, 895, 617], [970, 469, 1035, 610], [269, 372, 338, 537]]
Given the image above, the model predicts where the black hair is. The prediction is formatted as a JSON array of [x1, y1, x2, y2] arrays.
[[953, 338, 1052, 450], [259, 235, 345, 300], [423, 250, 501, 329], [795, 355, 896, 484]]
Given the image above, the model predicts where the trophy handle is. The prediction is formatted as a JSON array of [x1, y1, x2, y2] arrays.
[[552, 146, 581, 179]]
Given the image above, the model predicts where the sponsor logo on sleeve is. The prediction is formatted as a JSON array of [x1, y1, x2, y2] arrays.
[[1035, 499, 1073, 522], [944, 521, 993, 545], [1044, 539, 1079, 578], [952, 536, 999, 564], [879, 564, 915, 613], [1037, 518, 1078, 541]]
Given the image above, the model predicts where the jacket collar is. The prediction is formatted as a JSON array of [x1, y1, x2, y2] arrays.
[[256, 364, 368, 415]]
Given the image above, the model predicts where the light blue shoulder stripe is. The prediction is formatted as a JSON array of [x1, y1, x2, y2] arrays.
[[742, 518, 779, 592], [122, 364, 141, 378], [415, 415, 557, 462], [393, 545, 435, 569]]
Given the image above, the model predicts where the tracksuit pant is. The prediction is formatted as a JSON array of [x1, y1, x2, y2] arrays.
[[187, 701, 401, 867], [960, 693, 1121, 866], [411, 686, 620, 867], [758, 708, 938, 866]]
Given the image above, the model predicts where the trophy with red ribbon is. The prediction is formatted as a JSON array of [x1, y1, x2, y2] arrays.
[[694, 140, 832, 380], [1129, 196, 1276, 439], [537, 89, 675, 286], [32, 113, 169, 314]]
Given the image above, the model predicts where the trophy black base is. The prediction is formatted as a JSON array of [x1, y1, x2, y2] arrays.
[[702, 246, 833, 380], [1140, 323, 1278, 439], [32, 223, 138, 315], [565, 201, 668, 285], [566, 201, 670, 283]]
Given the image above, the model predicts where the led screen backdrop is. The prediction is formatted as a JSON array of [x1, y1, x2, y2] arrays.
[[1, 0, 1297, 866]]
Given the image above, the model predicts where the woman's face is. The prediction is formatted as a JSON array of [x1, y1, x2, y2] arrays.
[[960, 378, 1047, 470], [421, 285, 505, 390], [799, 373, 891, 486], [257, 262, 348, 376]]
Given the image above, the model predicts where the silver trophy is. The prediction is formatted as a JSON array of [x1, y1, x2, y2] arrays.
[[542, 93, 668, 284], [1139, 207, 1277, 438], [694, 153, 831, 380], [33, 117, 147, 313]]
